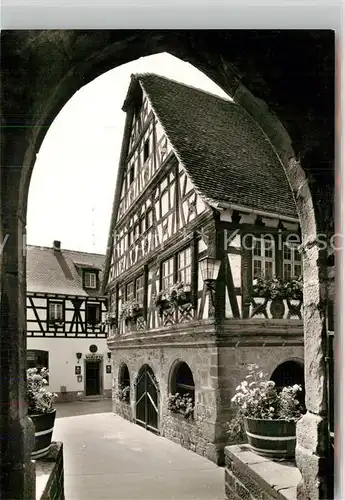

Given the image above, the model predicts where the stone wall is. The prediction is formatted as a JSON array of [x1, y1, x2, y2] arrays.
[[112, 399, 133, 421], [110, 329, 304, 465], [36, 442, 64, 500], [225, 444, 301, 500], [55, 389, 112, 403]]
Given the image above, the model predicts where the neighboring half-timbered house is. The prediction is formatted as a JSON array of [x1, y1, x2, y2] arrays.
[[26, 241, 112, 401], [103, 74, 305, 464]]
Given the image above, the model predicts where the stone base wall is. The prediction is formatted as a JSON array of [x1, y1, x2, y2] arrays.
[[55, 390, 112, 403], [36, 442, 64, 500], [161, 411, 211, 459], [225, 444, 301, 500], [112, 399, 133, 422], [110, 329, 304, 466]]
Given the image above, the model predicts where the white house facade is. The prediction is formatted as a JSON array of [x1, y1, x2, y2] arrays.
[[26, 241, 112, 401]]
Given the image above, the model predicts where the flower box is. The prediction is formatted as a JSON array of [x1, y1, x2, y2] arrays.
[[120, 300, 143, 322], [252, 276, 303, 301], [154, 282, 192, 311], [167, 392, 194, 419]]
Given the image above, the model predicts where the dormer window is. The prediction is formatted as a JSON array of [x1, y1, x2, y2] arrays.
[[84, 271, 97, 289]]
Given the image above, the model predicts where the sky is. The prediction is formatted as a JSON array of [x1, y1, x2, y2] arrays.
[[26, 52, 231, 255]]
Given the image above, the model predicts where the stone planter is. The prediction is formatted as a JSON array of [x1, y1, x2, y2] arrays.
[[244, 417, 297, 459], [269, 298, 285, 319], [30, 409, 56, 459]]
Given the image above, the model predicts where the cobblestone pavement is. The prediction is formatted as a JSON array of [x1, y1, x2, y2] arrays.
[[53, 402, 224, 500]]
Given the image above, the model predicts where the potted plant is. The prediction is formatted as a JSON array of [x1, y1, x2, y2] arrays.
[[27, 367, 57, 459], [153, 290, 171, 315], [229, 364, 304, 459], [168, 282, 191, 307], [120, 299, 143, 324], [105, 312, 117, 327], [284, 276, 303, 300], [167, 392, 194, 419], [252, 275, 303, 319]]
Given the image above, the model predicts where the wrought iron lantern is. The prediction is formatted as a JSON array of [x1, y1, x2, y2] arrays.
[[199, 256, 221, 290], [199, 256, 221, 307]]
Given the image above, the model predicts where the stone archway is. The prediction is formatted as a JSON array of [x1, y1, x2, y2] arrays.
[[1, 30, 334, 499]]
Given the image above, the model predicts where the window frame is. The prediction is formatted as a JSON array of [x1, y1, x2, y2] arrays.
[[84, 271, 97, 289], [252, 236, 276, 280], [48, 300, 64, 324], [86, 302, 101, 326], [283, 241, 302, 279], [161, 256, 175, 291], [177, 247, 192, 285], [135, 275, 144, 305]]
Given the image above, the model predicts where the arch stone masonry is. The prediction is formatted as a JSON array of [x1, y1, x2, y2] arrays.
[[0, 30, 334, 499]]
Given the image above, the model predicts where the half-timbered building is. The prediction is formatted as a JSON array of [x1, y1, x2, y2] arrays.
[[26, 241, 112, 401], [103, 74, 305, 464]]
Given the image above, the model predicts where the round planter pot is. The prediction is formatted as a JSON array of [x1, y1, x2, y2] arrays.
[[29, 409, 56, 459], [244, 417, 296, 459], [269, 298, 285, 319]]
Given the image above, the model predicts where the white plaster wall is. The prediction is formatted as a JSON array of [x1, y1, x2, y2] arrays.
[[27, 337, 112, 394]]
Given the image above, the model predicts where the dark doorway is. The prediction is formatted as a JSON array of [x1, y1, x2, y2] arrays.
[[85, 360, 101, 396], [135, 365, 159, 434]]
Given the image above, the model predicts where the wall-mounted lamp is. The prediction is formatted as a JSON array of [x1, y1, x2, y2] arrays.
[[199, 256, 221, 306], [76, 352, 82, 363], [107, 352, 112, 362]]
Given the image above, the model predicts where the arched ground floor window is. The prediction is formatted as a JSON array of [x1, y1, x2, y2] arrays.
[[118, 363, 130, 403], [270, 360, 305, 407], [168, 361, 195, 419]]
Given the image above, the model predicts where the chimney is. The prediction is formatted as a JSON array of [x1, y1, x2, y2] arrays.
[[53, 240, 61, 251]]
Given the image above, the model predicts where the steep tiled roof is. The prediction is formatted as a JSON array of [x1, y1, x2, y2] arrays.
[[26, 245, 106, 296], [134, 73, 297, 219]]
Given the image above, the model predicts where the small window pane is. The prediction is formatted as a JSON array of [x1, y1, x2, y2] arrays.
[[294, 264, 302, 277], [284, 244, 292, 260], [284, 263, 292, 279], [253, 260, 262, 278], [254, 240, 261, 256], [264, 239, 274, 258], [162, 257, 174, 290], [49, 302, 63, 321], [85, 272, 97, 288], [126, 282, 134, 300], [265, 261, 273, 278], [135, 275, 144, 304], [294, 248, 302, 261]]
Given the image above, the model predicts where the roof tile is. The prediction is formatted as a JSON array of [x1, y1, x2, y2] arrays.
[[135, 73, 297, 219], [26, 245, 105, 296]]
